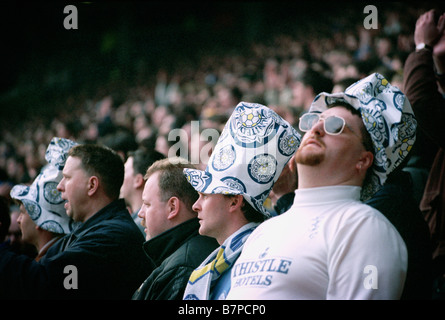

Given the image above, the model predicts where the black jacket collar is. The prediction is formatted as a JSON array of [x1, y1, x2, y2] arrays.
[[142, 218, 200, 266]]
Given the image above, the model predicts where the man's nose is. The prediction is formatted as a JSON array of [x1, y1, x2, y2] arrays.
[[310, 118, 325, 136], [192, 199, 201, 213], [56, 179, 64, 192], [138, 206, 146, 219]]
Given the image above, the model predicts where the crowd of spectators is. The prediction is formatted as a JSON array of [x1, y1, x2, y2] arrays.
[[1, 3, 444, 280], [1, 4, 429, 188]]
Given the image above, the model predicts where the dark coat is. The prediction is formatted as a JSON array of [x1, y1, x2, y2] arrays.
[[132, 218, 219, 300], [0, 199, 151, 299], [404, 49, 445, 298]]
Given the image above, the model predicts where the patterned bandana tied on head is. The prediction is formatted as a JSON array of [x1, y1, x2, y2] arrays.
[[10, 137, 78, 234], [309, 72, 417, 200], [183, 101, 301, 218]]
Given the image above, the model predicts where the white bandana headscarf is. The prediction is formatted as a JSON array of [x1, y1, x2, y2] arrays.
[[10, 137, 78, 234], [183, 101, 301, 218], [309, 73, 417, 199]]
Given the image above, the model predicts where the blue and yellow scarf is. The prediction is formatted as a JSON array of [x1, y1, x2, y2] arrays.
[[183, 222, 259, 300]]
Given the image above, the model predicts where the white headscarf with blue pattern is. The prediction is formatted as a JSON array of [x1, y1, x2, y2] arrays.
[[10, 137, 78, 234], [309, 73, 417, 199], [183, 101, 301, 217]]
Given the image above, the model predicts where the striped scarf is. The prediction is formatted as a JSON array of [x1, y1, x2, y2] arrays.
[[183, 222, 259, 300]]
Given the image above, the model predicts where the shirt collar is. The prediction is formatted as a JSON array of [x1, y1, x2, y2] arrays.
[[293, 185, 362, 205]]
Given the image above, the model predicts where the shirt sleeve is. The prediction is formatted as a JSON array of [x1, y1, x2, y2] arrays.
[[403, 50, 445, 149]]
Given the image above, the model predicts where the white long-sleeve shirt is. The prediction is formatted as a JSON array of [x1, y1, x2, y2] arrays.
[[226, 186, 407, 300]]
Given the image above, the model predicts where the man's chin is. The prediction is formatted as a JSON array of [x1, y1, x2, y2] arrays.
[[295, 150, 324, 166]]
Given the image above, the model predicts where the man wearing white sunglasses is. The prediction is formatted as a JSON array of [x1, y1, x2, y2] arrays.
[[297, 104, 375, 179], [227, 73, 414, 300]]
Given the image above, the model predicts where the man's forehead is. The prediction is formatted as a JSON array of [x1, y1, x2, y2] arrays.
[[65, 155, 79, 164], [198, 192, 213, 197], [324, 106, 361, 121], [63, 156, 82, 172], [323, 105, 354, 116], [143, 172, 161, 193]]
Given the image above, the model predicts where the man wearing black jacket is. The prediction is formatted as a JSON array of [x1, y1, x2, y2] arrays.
[[132, 157, 218, 300], [0, 143, 151, 299]]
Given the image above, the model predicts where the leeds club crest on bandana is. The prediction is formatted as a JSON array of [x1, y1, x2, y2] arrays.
[[184, 101, 301, 217], [230, 103, 286, 148]]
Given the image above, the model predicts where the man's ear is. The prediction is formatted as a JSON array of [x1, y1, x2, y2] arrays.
[[357, 151, 374, 172], [87, 176, 100, 196], [134, 173, 145, 189], [166, 197, 180, 220], [228, 194, 244, 213]]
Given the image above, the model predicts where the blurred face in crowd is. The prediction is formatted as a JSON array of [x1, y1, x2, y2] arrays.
[[17, 204, 38, 247], [138, 171, 170, 241], [292, 80, 313, 110], [6, 210, 21, 246], [57, 156, 91, 222], [120, 156, 135, 201]]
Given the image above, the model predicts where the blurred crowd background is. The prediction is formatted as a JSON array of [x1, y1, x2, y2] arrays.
[[1, 1, 444, 198]]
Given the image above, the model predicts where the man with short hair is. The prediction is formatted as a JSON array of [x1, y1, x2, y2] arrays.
[[183, 102, 301, 300], [0, 142, 151, 299], [132, 157, 218, 300], [120, 148, 164, 234], [227, 73, 414, 300]]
